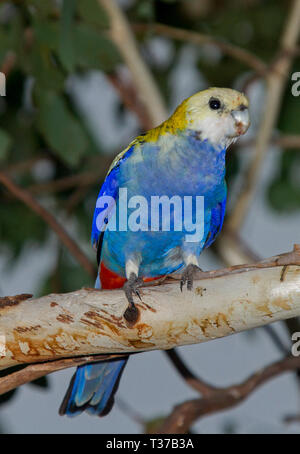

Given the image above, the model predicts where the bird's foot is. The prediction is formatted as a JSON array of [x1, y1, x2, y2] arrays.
[[123, 274, 143, 323], [180, 264, 203, 291]]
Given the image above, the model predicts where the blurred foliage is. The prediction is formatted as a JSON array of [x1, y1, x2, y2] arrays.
[[271, 59, 300, 212], [0, 0, 299, 413], [40, 248, 92, 295]]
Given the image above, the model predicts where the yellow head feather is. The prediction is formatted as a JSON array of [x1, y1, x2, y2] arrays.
[[142, 87, 249, 143]]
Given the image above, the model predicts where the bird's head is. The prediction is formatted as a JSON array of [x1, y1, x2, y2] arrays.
[[178, 87, 250, 148]]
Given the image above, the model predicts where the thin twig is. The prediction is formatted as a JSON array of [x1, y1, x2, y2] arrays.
[[269, 135, 300, 149], [116, 397, 146, 426], [0, 171, 96, 279], [3, 156, 47, 176], [0, 354, 127, 396], [239, 134, 300, 150], [284, 414, 300, 424], [169, 243, 300, 281], [64, 185, 91, 215], [133, 22, 268, 76], [165, 349, 216, 396], [27, 170, 101, 195], [159, 356, 300, 433], [26, 155, 111, 195], [98, 0, 168, 126], [227, 0, 300, 232], [0, 51, 16, 76], [263, 325, 289, 355], [108, 73, 154, 131]]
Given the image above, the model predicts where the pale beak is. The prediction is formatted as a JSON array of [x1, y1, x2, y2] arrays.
[[231, 105, 250, 136]]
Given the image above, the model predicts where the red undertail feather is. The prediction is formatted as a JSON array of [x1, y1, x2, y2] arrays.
[[99, 262, 160, 289]]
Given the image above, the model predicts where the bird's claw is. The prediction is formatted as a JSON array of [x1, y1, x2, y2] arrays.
[[135, 288, 142, 301], [180, 264, 202, 291], [123, 275, 143, 304], [123, 274, 143, 323]]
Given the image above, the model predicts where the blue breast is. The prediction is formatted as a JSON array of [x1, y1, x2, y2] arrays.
[[93, 132, 227, 277]]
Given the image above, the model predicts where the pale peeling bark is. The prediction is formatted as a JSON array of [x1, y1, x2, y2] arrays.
[[0, 247, 299, 371]]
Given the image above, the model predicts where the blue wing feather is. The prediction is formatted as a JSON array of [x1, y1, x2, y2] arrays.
[[204, 196, 226, 249], [91, 144, 135, 247]]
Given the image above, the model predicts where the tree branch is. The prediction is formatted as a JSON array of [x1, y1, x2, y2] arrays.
[[164, 349, 217, 396], [238, 134, 300, 151], [0, 171, 96, 279], [98, 0, 168, 126], [133, 23, 268, 76], [107, 73, 154, 131], [0, 354, 126, 397], [158, 355, 300, 433], [0, 246, 299, 396]]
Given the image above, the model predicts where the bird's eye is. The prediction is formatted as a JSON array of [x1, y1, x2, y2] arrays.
[[209, 98, 221, 110]]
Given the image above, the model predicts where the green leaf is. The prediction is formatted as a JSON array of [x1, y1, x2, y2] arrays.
[[33, 19, 60, 51], [0, 14, 23, 65], [21, 16, 64, 91], [77, 0, 109, 29], [0, 202, 47, 257], [25, 0, 58, 18], [22, 42, 64, 92], [73, 23, 120, 71], [198, 56, 246, 88], [136, 0, 155, 21], [58, 0, 77, 73], [36, 91, 89, 167], [267, 150, 300, 212], [0, 129, 12, 161], [268, 180, 300, 212]]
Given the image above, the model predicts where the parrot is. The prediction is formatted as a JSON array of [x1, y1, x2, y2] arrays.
[[59, 87, 250, 417]]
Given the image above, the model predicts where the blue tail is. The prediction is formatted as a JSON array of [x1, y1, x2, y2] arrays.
[[60, 269, 129, 417], [59, 357, 128, 417]]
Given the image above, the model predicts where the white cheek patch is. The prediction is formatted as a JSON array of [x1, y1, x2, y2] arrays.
[[191, 115, 236, 148]]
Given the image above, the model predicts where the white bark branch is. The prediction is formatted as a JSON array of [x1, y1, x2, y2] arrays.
[[0, 247, 299, 373]]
